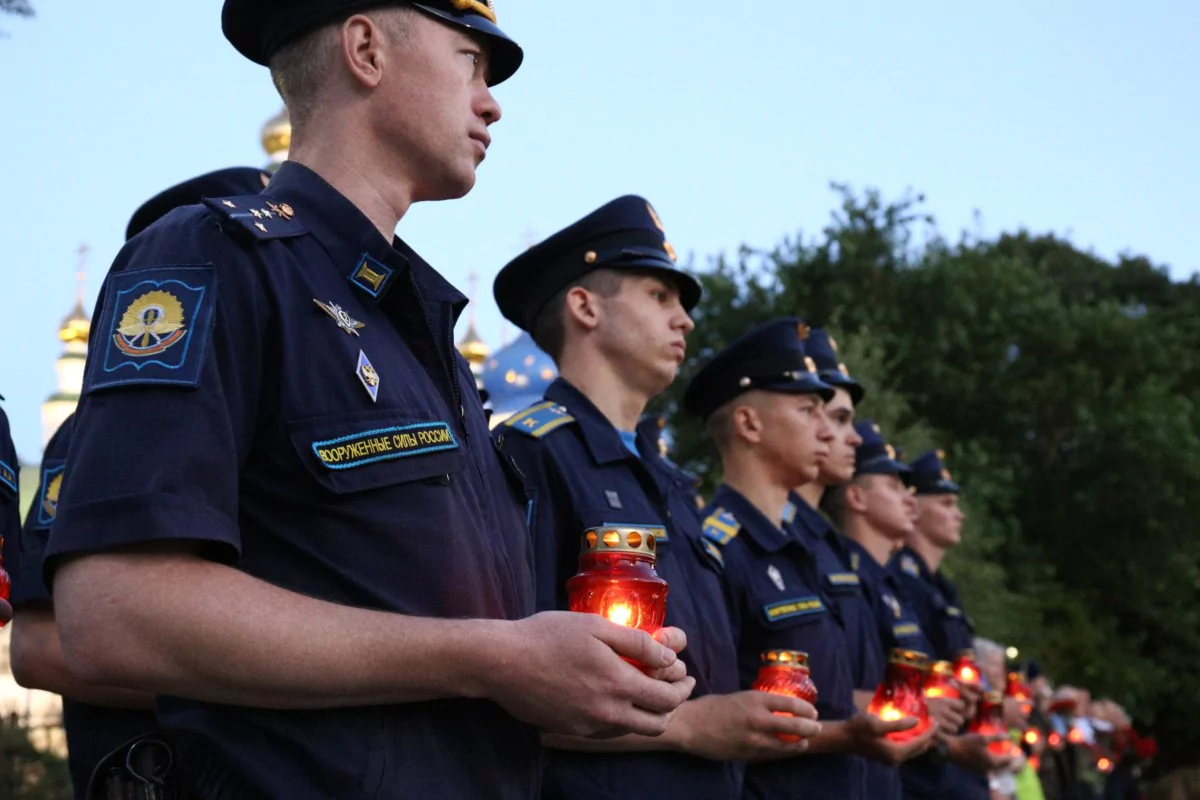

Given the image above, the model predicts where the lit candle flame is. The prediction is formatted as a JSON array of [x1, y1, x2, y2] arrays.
[[1097, 757, 1113, 772], [606, 602, 633, 627], [879, 703, 904, 722], [1024, 729, 1040, 746], [1068, 728, 1086, 745]]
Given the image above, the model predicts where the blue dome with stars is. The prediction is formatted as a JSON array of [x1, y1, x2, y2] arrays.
[[480, 333, 558, 422]]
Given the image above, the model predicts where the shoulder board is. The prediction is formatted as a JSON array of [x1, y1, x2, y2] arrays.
[[504, 401, 576, 439], [900, 554, 922, 578], [702, 507, 741, 546], [203, 196, 308, 241], [781, 500, 798, 524], [850, 550, 861, 572]]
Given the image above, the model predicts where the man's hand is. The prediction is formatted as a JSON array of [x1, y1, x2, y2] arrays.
[[846, 712, 938, 765], [483, 612, 695, 739], [959, 681, 983, 721], [1001, 696, 1027, 728], [927, 696, 967, 736], [945, 733, 1015, 773], [674, 691, 821, 762]]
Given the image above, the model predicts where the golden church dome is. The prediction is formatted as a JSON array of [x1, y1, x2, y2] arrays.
[[58, 298, 90, 344], [262, 106, 291, 165], [457, 322, 490, 366]]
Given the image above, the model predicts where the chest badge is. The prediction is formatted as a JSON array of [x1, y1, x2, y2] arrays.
[[767, 565, 786, 592], [356, 350, 380, 402], [314, 299, 365, 337], [605, 490, 623, 509]]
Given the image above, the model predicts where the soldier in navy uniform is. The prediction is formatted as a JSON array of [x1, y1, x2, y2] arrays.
[[5, 169, 270, 799], [785, 329, 933, 800], [892, 449, 1000, 799], [45, 4, 691, 798], [494, 197, 819, 800], [686, 319, 934, 800], [0, 403, 18, 628]]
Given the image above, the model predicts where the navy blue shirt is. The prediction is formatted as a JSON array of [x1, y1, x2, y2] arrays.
[[0, 407, 18, 604], [498, 379, 741, 800], [787, 498, 894, 800], [6, 414, 159, 799], [702, 485, 864, 800], [891, 547, 986, 800], [46, 161, 540, 800]]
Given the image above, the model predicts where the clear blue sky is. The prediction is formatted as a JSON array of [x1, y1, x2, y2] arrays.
[[2, 1, 1197, 462]]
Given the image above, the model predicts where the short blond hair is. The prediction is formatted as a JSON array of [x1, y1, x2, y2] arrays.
[[268, 7, 416, 127]]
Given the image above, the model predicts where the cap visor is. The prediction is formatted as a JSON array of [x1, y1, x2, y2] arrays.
[[770, 375, 836, 402]]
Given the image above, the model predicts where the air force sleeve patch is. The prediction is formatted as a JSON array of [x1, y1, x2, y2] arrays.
[[85, 266, 217, 392]]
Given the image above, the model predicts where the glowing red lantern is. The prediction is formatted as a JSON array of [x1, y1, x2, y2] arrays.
[[1029, 754, 1041, 771], [1097, 757, 1113, 773], [969, 690, 1011, 755], [1005, 671, 1033, 716], [566, 526, 668, 636], [752, 649, 818, 743], [1067, 727, 1086, 746], [867, 649, 933, 742], [1048, 732, 1064, 751], [0, 546, 9, 627], [953, 649, 982, 687], [924, 660, 962, 701], [1024, 729, 1042, 747]]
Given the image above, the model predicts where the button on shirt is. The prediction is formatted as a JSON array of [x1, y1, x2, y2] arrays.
[[787, 497, 892, 799], [5, 414, 158, 799], [498, 378, 741, 800], [46, 162, 540, 800], [703, 485, 863, 800]]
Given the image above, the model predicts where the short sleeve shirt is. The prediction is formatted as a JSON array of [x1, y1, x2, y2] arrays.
[[46, 162, 540, 800]]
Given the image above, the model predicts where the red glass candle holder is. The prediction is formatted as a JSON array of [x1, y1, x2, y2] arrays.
[[752, 650, 818, 743], [1005, 671, 1033, 716], [566, 526, 668, 635], [924, 660, 962, 701], [867, 649, 933, 742], [969, 690, 1011, 755], [953, 649, 982, 687]]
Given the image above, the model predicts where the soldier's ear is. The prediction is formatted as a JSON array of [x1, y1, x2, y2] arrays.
[[731, 404, 762, 445], [844, 481, 870, 514]]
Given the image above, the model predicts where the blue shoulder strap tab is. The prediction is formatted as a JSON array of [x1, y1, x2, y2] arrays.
[[900, 554, 922, 578], [504, 401, 576, 439], [702, 507, 741, 546], [203, 196, 308, 241]]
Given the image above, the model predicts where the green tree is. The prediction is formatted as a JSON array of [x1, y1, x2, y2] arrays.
[[0, 715, 72, 798]]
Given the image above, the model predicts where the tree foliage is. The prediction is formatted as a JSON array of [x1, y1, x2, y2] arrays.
[[0, 715, 72, 798], [0, 1, 34, 17], [657, 185, 1200, 774]]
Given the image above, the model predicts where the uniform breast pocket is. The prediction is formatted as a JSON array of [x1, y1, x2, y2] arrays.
[[288, 407, 466, 495]]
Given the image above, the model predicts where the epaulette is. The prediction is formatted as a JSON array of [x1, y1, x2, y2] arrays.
[[702, 508, 741, 546], [900, 554, 922, 578], [203, 196, 309, 241], [503, 401, 576, 439]]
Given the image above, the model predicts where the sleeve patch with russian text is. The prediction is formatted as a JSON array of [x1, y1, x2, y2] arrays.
[[764, 596, 825, 622], [86, 266, 217, 392]]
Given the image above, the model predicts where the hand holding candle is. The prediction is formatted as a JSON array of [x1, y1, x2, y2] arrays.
[[567, 526, 669, 636], [751, 650, 819, 743], [867, 649, 934, 743]]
